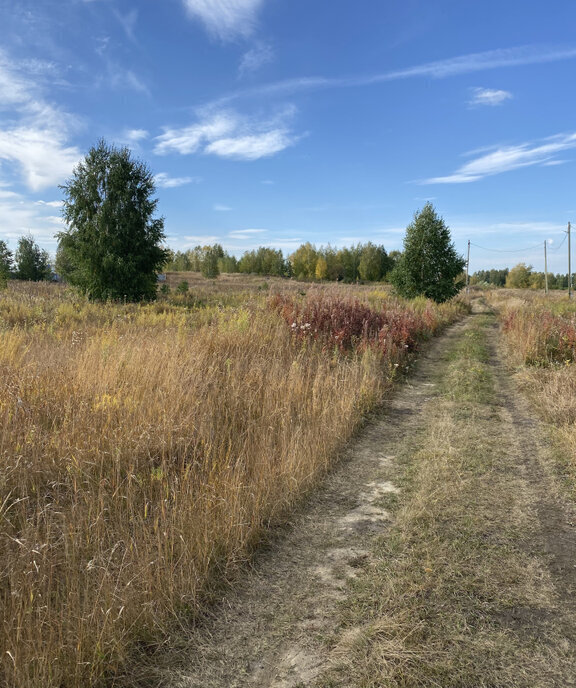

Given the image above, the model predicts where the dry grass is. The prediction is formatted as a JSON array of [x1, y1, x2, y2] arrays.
[[0, 280, 466, 687], [487, 289, 576, 496]]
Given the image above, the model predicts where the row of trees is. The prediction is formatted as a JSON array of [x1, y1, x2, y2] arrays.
[[0, 236, 52, 286], [471, 264, 572, 290], [165, 242, 399, 282], [163, 204, 465, 302], [2, 140, 466, 304]]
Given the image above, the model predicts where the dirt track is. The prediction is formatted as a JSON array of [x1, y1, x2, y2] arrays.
[[149, 304, 576, 688]]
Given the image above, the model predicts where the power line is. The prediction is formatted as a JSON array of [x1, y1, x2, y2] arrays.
[[547, 232, 567, 252], [470, 240, 544, 253]]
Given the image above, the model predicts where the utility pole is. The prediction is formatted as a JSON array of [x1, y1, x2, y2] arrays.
[[544, 240, 549, 295], [569, 222, 572, 299], [465, 240, 470, 293]]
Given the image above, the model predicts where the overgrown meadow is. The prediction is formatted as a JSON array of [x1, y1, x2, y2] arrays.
[[487, 288, 576, 493], [0, 277, 468, 687]]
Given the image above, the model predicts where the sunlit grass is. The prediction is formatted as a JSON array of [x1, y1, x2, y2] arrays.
[[0, 279, 468, 687]]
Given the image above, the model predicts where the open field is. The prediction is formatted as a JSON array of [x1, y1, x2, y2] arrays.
[[149, 300, 576, 688], [0, 278, 467, 687]]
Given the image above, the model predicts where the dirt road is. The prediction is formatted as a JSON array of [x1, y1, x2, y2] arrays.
[[147, 304, 576, 687]]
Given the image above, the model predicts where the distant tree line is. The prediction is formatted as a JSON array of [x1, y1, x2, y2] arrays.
[[471, 264, 572, 289], [165, 241, 400, 283]]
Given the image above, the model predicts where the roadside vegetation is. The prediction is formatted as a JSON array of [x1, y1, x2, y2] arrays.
[[487, 289, 576, 493], [0, 278, 468, 688]]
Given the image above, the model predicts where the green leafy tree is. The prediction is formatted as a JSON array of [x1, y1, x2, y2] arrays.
[[358, 242, 392, 281], [505, 263, 533, 289], [390, 203, 465, 303], [0, 240, 13, 287], [201, 245, 221, 278], [290, 242, 318, 280], [59, 139, 168, 301], [14, 235, 52, 281]]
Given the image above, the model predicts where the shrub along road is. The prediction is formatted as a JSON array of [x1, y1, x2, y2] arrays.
[[144, 300, 576, 688]]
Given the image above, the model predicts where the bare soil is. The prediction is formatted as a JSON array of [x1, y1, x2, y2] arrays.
[[143, 305, 576, 687]]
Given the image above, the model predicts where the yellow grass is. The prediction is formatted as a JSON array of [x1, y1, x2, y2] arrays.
[[487, 288, 576, 496], [0, 280, 466, 687]]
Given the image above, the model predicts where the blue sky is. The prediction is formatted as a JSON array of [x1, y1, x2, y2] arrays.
[[1, 0, 576, 272]]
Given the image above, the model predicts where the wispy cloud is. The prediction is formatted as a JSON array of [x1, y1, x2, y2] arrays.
[[209, 44, 576, 107], [238, 42, 274, 77], [0, 126, 81, 191], [154, 172, 201, 188], [468, 87, 513, 107], [125, 128, 149, 142], [422, 132, 576, 184], [106, 67, 149, 95], [35, 199, 63, 208], [182, 0, 266, 40], [113, 9, 138, 43], [0, 52, 82, 191], [228, 228, 267, 238], [0, 189, 65, 250], [155, 106, 300, 160], [214, 204, 232, 211]]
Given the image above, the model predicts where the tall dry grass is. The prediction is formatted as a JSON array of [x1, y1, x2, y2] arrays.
[[488, 289, 576, 495], [0, 281, 467, 687]]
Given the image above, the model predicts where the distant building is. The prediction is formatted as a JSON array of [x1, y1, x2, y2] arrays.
[[157, 273, 167, 282]]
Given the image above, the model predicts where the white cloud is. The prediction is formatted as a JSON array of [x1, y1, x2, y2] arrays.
[[182, 0, 266, 40], [154, 172, 201, 188], [468, 87, 513, 107], [0, 126, 80, 192], [124, 128, 149, 143], [155, 107, 299, 161], [422, 132, 576, 184], [261, 179, 274, 184], [155, 112, 236, 155], [35, 200, 63, 208], [0, 51, 82, 191], [239, 42, 274, 77], [228, 228, 267, 238], [214, 204, 232, 211], [205, 130, 295, 160]]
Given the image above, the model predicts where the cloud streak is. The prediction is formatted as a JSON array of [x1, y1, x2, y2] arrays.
[[422, 132, 576, 184], [182, 0, 266, 40], [208, 44, 576, 107], [154, 172, 202, 188]]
